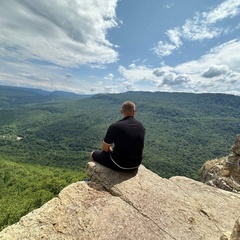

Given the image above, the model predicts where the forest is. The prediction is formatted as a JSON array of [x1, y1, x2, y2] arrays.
[[1, 85, 240, 230]]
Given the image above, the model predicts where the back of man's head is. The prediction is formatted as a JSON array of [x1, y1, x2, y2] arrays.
[[121, 101, 136, 116]]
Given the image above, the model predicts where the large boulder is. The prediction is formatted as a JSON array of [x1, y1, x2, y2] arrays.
[[201, 134, 240, 193], [0, 162, 240, 240]]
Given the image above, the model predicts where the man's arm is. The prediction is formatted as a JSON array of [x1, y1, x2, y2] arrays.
[[102, 141, 112, 152]]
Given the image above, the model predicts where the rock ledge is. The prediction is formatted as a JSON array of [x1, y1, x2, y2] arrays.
[[0, 162, 240, 239]]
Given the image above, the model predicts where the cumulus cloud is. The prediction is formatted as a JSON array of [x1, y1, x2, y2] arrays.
[[162, 73, 191, 86], [153, 69, 166, 77], [175, 40, 240, 73], [154, 0, 240, 57], [129, 64, 136, 69], [104, 73, 114, 80], [201, 65, 229, 78], [153, 66, 173, 77], [0, 0, 119, 68], [120, 39, 240, 95], [118, 63, 192, 92], [153, 41, 178, 57], [118, 65, 156, 82], [159, 40, 240, 94]]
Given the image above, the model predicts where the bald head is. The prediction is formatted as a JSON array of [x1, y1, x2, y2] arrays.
[[121, 101, 136, 117]]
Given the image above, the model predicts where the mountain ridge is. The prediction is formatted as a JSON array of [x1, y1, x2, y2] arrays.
[[0, 85, 89, 106]]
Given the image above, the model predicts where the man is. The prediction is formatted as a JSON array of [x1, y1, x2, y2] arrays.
[[90, 101, 145, 171]]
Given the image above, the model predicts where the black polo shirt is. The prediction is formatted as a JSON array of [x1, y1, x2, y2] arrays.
[[104, 116, 145, 169]]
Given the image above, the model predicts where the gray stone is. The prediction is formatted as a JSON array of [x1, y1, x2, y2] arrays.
[[201, 134, 240, 193], [232, 134, 240, 155], [1, 162, 240, 240]]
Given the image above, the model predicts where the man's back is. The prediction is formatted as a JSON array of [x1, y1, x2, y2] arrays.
[[104, 116, 145, 168]]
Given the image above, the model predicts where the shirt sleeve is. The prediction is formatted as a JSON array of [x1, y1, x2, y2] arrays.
[[103, 125, 115, 144]]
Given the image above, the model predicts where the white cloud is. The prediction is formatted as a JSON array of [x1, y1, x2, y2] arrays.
[[153, 41, 178, 57], [129, 64, 136, 69], [119, 39, 240, 95], [205, 0, 240, 23], [154, 0, 240, 57], [167, 40, 240, 94], [152, 28, 182, 57], [153, 69, 166, 77], [118, 65, 157, 82], [182, 14, 223, 41], [175, 39, 240, 73], [167, 29, 182, 47], [0, 0, 121, 93], [104, 73, 114, 80], [0, 0, 119, 68], [162, 73, 191, 86], [201, 65, 229, 78]]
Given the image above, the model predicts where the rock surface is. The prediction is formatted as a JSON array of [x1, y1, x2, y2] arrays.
[[201, 134, 240, 193], [1, 162, 240, 240]]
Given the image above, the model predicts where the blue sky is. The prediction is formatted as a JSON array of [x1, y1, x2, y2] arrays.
[[0, 0, 240, 95]]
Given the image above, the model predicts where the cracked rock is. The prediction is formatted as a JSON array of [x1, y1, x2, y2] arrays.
[[201, 134, 240, 193], [1, 161, 240, 239]]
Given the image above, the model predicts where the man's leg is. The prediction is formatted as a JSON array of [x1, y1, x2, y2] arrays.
[[90, 150, 122, 171]]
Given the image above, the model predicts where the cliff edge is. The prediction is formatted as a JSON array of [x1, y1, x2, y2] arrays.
[[0, 162, 240, 240], [201, 134, 240, 193]]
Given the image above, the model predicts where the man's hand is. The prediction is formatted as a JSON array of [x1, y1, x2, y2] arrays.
[[102, 141, 112, 152]]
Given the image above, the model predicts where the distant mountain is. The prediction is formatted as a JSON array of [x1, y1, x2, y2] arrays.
[[0, 85, 90, 106]]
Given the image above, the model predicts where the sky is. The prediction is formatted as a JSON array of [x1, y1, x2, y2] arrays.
[[0, 0, 240, 95]]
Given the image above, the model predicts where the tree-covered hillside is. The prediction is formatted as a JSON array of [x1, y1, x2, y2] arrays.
[[1, 89, 240, 179], [0, 85, 88, 106], [0, 157, 87, 231]]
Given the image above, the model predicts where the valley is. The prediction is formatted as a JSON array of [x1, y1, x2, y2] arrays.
[[1, 85, 240, 230]]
